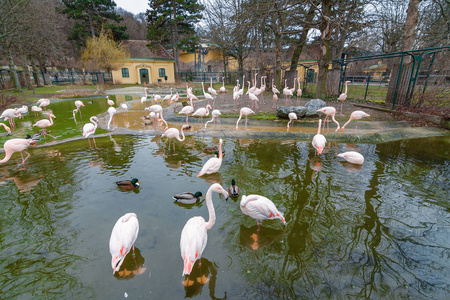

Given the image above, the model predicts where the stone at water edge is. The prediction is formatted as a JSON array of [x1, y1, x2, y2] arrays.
[[275, 99, 327, 119]]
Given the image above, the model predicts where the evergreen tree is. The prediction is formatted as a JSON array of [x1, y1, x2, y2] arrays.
[[146, 0, 204, 80], [61, 0, 128, 47]]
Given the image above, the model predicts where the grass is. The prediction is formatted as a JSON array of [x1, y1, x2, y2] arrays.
[[221, 111, 277, 120]]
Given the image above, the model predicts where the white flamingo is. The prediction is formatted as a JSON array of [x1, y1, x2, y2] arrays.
[[312, 119, 326, 155], [220, 77, 226, 93], [208, 77, 217, 98], [296, 78, 302, 105], [1, 108, 19, 127], [141, 87, 149, 104], [338, 80, 351, 114], [180, 183, 229, 275], [33, 114, 56, 141], [283, 79, 293, 105], [163, 88, 173, 101], [192, 104, 212, 122], [337, 151, 364, 165], [316, 106, 340, 132], [240, 194, 286, 230], [107, 107, 116, 130], [17, 105, 28, 119], [109, 213, 139, 274], [201, 82, 214, 106], [38, 98, 50, 109], [287, 112, 297, 128], [82, 116, 99, 148], [204, 109, 221, 129], [31, 105, 42, 117], [106, 95, 115, 106], [178, 97, 194, 124], [236, 107, 255, 129], [72, 100, 85, 123], [197, 139, 223, 176], [341, 110, 370, 132], [145, 104, 168, 129], [162, 124, 190, 152]]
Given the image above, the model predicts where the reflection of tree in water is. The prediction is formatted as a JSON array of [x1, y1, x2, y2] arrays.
[[114, 246, 147, 280], [239, 224, 284, 251], [182, 258, 226, 299]]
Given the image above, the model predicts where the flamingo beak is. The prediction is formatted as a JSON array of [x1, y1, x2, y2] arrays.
[[317, 147, 323, 155], [221, 189, 229, 201], [30, 141, 37, 147]]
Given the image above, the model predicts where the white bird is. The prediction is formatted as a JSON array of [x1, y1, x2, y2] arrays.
[[283, 79, 293, 105], [31, 105, 42, 117], [121, 103, 128, 115], [296, 78, 302, 105], [287, 112, 297, 128], [1, 108, 19, 127], [38, 98, 50, 109], [106, 95, 115, 106], [163, 88, 173, 101], [316, 106, 340, 132], [17, 105, 28, 119], [204, 109, 221, 129], [220, 77, 226, 93], [341, 110, 370, 132], [153, 94, 162, 103], [338, 80, 351, 114], [240, 194, 286, 229], [178, 98, 194, 124], [109, 213, 139, 274], [186, 83, 198, 101], [0, 138, 36, 165], [312, 119, 326, 155], [248, 90, 259, 110], [33, 114, 56, 141], [337, 151, 364, 165], [162, 124, 190, 150], [82, 116, 99, 148], [170, 92, 179, 104], [107, 107, 116, 130], [197, 139, 223, 177], [236, 107, 255, 129], [247, 73, 257, 95], [73, 100, 85, 123], [145, 104, 168, 129], [0, 123, 11, 135], [180, 183, 229, 276], [141, 87, 149, 104], [272, 79, 280, 95], [201, 82, 214, 106], [238, 75, 245, 98], [192, 104, 212, 122], [209, 78, 217, 98]]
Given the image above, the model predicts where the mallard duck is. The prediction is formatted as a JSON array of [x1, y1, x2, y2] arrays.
[[203, 146, 225, 156], [227, 179, 240, 198], [172, 191, 204, 204], [116, 178, 140, 189]]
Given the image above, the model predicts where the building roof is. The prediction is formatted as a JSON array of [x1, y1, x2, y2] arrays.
[[364, 64, 387, 70], [119, 40, 174, 60]]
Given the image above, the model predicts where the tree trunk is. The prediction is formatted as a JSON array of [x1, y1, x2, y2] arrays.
[[22, 55, 33, 90], [172, 4, 180, 81], [31, 59, 42, 87], [274, 32, 282, 88], [222, 51, 228, 82], [289, 5, 315, 71], [385, 0, 421, 107], [8, 49, 22, 92], [315, 0, 332, 99]]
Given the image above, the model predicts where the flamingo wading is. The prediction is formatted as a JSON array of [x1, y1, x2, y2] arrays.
[[109, 213, 139, 274]]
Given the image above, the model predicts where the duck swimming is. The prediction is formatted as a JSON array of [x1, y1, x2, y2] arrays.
[[227, 179, 240, 198], [172, 191, 204, 204], [116, 178, 140, 189]]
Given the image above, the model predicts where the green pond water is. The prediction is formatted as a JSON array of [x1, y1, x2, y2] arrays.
[[0, 96, 449, 299]]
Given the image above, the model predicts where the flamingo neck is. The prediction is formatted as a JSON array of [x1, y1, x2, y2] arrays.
[[344, 82, 348, 94], [218, 141, 223, 160], [317, 119, 322, 135], [0, 150, 13, 163], [177, 126, 186, 142], [204, 188, 216, 230]]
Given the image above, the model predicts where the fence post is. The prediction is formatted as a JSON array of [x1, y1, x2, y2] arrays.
[[364, 76, 371, 101]]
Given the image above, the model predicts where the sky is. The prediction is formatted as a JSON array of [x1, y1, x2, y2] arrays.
[[114, 0, 148, 15]]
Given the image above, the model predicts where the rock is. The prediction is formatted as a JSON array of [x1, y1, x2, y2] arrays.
[[276, 99, 327, 119]]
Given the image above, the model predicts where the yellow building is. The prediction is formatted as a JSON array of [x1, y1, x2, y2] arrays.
[[179, 42, 238, 72], [112, 40, 175, 85], [363, 61, 389, 80]]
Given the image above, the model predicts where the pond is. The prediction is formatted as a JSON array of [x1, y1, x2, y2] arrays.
[[0, 96, 449, 299]]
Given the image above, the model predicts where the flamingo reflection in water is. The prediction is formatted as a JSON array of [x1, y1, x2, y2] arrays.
[[309, 157, 322, 180], [182, 257, 226, 299], [113, 246, 147, 280], [239, 224, 285, 251]]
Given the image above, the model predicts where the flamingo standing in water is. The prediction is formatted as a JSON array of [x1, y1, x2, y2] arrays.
[[145, 104, 168, 129], [341, 110, 370, 132], [82, 116, 99, 149], [17, 105, 28, 119], [240, 194, 286, 231], [106, 95, 115, 106], [337, 151, 364, 165], [204, 109, 221, 129], [192, 104, 211, 123], [162, 124, 190, 152], [338, 80, 351, 114], [178, 97, 194, 124], [38, 98, 50, 109], [236, 107, 255, 129], [121, 103, 128, 115], [0, 138, 36, 165], [287, 112, 297, 128], [312, 119, 326, 155], [109, 213, 139, 274], [180, 183, 229, 276], [197, 139, 223, 177], [316, 106, 340, 132], [107, 107, 116, 130], [33, 114, 56, 141], [141, 88, 149, 104], [72, 100, 85, 124]]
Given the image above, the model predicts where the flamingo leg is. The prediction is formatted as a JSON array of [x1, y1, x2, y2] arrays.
[[245, 116, 248, 128], [88, 138, 92, 148], [93, 137, 98, 149]]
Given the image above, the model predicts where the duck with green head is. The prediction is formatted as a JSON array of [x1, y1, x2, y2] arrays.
[[116, 178, 140, 189], [172, 191, 204, 204], [227, 179, 240, 198]]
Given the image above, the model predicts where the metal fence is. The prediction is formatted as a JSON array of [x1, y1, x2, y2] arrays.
[[0, 69, 113, 90]]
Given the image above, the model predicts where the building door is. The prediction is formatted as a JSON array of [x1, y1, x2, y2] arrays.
[[139, 69, 149, 84], [306, 69, 315, 83]]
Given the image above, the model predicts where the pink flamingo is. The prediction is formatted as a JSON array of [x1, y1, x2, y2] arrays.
[[341, 110, 370, 132], [163, 88, 173, 102], [220, 77, 226, 94], [312, 119, 326, 155], [204, 109, 221, 129], [1, 108, 19, 128], [106, 95, 115, 106], [38, 98, 50, 109], [0, 138, 36, 165], [296, 78, 302, 105], [236, 107, 255, 129], [338, 80, 351, 114], [316, 106, 340, 132], [197, 139, 223, 177], [201, 82, 214, 107], [337, 151, 364, 165], [180, 183, 229, 276], [33, 114, 56, 141], [283, 79, 293, 105], [192, 104, 212, 123], [82, 116, 99, 149], [0, 123, 11, 135], [109, 213, 139, 274], [287, 112, 297, 128], [145, 104, 168, 129], [162, 124, 190, 152], [178, 97, 194, 124], [107, 107, 116, 130], [31, 106, 42, 117], [72, 100, 85, 124], [240, 194, 286, 231]]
